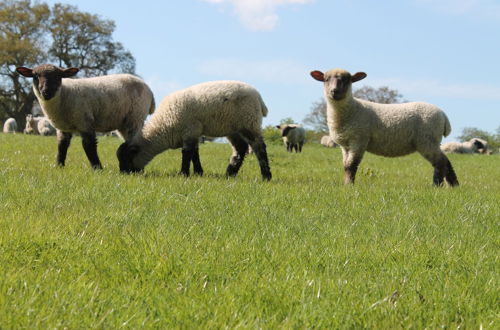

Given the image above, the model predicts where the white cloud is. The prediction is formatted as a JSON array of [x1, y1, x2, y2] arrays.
[[201, 0, 315, 31], [198, 58, 311, 84], [414, 0, 500, 20]]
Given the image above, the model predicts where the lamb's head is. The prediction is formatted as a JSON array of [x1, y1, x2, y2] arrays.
[[117, 141, 143, 173], [470, 138, 488, 153], [276, 124, 297, 137], [16, 64, 79, 101], [310, 68, 366, 101]]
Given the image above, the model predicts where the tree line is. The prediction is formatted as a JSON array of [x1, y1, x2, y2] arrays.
[[0, 0, 135, 129]]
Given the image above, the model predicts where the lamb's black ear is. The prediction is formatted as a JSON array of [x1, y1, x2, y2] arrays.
[[275, 125, 281, 129], [352, 72, 367, 83], [62, 67, 79, 78], [282, 126, 296, 137], [310, 70, 325, 82], [16, 67, 34, 77]]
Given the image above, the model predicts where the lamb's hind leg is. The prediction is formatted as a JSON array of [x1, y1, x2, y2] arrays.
[[241, 130, 272, 181], [81, 131, 102, 169], [56, 130, 72, 167], [420, 149, 458, 187], [191, 145, 203, 176], [226, 134, 249, 178]]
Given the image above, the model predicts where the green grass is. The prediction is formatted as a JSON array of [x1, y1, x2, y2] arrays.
[[0, 133, 498, 328]]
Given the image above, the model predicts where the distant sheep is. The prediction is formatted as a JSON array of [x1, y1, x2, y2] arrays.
[[320, 135, 336, 148], [3, 118, 17, 133], [16, 64, 155, 169], [24, 114, 56, 136], [441, 138, 489, 154], [275, 124, 305, 152], [311, 68, 458, 186], [117, 80, 272, 180]]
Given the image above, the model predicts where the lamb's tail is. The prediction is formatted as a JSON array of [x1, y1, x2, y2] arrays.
[[149, 97, 156, 115], [443, 112, 451, 137], [259, 94, 268, 117]]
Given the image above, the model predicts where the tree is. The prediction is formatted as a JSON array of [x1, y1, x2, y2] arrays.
[[302, 98, 328, 133], [0, 1, 136, 129], [0, 0, 50, 128], [353, 86, 405, 104], [49, 3, 135, 76], [303, 86, 404, 132]]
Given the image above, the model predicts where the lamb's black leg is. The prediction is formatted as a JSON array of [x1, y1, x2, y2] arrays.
[[286, 142, 292, 152], [56, 131, 72, 167], [191, 146, 203, 176], [445, 158, 459, 187], [81, 131, 102, 169], [240, 130, 271, 181], [226, 134, 249, 178], [180, 139, 198, 176]]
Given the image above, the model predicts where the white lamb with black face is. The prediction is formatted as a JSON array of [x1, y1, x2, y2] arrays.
[[117, 80, 272, 181], [17, 64, 155, 169], [311, 68, 458, 187], [275, 124, 305, 153], [441, 138, 489, 154]]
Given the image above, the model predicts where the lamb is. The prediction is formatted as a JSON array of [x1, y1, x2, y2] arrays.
[[310, 68, 459, 186], [16, 64, 155, 169], [275, 124, 305, 152], [24, 114, 56, 136], [117, 80, 272, 180], [3, 118, 17, 133], [441, 138, 489, 154], [320, 135, 336, 148]]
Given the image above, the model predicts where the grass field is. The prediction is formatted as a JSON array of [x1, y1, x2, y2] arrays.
[[0, 133, 498, 328]]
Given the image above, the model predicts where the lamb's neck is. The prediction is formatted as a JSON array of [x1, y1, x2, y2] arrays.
[[327, 96, 360, 129], [132, 126, 178, 169]]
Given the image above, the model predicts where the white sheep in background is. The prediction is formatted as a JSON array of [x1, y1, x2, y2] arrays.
[[117, 80, 272, 180], [16, 64, 155, 169], [24, 114, 56, 136], [3, 118, 17, 133], [311, 68, 459, 186], [275, 124, 305, 152], [320, 135, 336, 148], [441, 138, 489, 154]]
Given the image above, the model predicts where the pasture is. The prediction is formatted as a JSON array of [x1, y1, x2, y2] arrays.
[[0, 133, 498, 328]]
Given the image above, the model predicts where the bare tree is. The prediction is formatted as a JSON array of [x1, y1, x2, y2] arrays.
[[303, 86, 404, 132]]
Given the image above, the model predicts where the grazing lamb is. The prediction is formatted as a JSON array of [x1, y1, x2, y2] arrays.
[[441, 138, 489, 154], [320, 135, 336, 148], [275, 124, 305, 152], [24, 114, 56, 136], [117, 80, 272, 180], [3, 118, 17, 133], [16, 64, 155, 169], [310, 68, 459, 186]]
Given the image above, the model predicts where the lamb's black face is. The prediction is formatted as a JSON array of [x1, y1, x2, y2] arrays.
[[117, 142, 142, 173], [16, 64, 79, 101]]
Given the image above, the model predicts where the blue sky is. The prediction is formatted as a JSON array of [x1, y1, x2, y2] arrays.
[[44, 0, 500, 140]]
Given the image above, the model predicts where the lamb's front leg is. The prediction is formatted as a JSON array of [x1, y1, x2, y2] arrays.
[[180, 138, 198, 176], [81, 131, 102, 169], [56, 130, 72, 167], [342, 147, 365, 184]]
